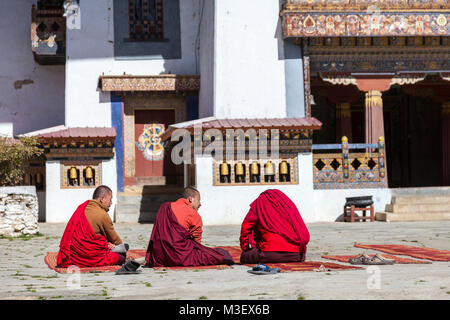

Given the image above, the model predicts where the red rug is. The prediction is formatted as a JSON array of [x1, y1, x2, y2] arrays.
[[354, 244, 450, 262], [322, 254, 431, 264], [45, 250, 231, 273], [215, 246, 362, 272]]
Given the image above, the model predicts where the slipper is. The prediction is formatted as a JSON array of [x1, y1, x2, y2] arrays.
[[364, 254, 395, 265], [115, 259, 142, 275], [247, 263, 280, 275], [348, 253, 371, 265]]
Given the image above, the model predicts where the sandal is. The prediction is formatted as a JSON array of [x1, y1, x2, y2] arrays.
[[348, 253, 371, 265], [365, 254, 395, 265], [115, 260, 142, 275], [247, 263, 280, 275]]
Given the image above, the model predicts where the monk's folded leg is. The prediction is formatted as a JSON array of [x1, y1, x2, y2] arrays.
[[240, 248, 261, 264], [259, 251, 304, 263], [214, 248, 235, 265], [116, 252, 126, 265]]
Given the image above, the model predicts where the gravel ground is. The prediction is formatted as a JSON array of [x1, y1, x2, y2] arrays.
[[0, 221, 449, 300]]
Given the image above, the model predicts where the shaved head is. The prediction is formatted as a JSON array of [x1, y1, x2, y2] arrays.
[[93, 185, 112, 200], [182, 186, 199, 199]]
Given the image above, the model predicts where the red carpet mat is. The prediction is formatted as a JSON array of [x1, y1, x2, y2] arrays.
[[354, 244, 450, 262], [45, 250, 231, 273], [44, 250, 146, 273], [215, 246, 362, 272], [322, 254, 431, 264]]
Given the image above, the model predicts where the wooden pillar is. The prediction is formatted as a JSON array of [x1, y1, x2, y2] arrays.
[[336, 102, 353, 142], [442, 102, 450, 185], [364, 90, 385, 145], [302, 40, 311, 117]]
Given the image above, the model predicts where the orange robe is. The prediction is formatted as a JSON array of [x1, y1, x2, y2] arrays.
[[170, 198, 203, 243]]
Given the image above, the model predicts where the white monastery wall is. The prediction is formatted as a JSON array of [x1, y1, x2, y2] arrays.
[[65, 0, 202, 128], [213, 0, 287, 118], [0, 0, 65, 136]]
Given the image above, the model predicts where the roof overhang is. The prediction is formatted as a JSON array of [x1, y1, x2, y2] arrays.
[[98, 74, 200, 92], [161, 117, 323, 142]]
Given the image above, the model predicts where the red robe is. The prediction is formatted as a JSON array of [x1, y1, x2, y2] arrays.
[[57, 201, 120, 267], [145, 202, 229, 267], [240, 189, 310, 253]]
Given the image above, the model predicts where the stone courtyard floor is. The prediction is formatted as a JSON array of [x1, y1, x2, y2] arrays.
[[0, 221, 449, 300]]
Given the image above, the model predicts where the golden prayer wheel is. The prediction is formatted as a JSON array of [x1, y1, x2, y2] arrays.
[[264, 161, 274, 175], [250, 162, 259, 175], [85, 166, 94, 179], [235, 161, 244, 176], [280, 160, 289, 175], [36, 172, 42, 184], [220, 162, 229, 176], [69, 167, 78, 179]]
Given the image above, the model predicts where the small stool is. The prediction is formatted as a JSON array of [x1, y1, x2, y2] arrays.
[[343, 196, 374, 222]]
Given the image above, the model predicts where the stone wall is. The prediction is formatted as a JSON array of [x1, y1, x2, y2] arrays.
[[0, 186, 39, 237]]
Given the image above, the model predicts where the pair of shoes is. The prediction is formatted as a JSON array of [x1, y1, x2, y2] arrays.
[[115, 260, 142, 275], [247, 263, 280, 275], [348, 253, 395, 265], [366, 254, 395, 265], [348, 253, 371, 265]]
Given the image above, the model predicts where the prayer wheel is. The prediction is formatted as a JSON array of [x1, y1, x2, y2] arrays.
[[279, 160, 289, 182], [36, 172, 42, 184], [264, 161, 275, 182], [69, 167, 78, 179], [250, 162, 259, 175], [264, 161, 274, 175], [219, 162, 230, 183], [235, 162, 244, 176], [280, 160, 288, 175], [220, 162, 229, 176], [69, 166, 78, 186], [250, 161, 260, 183], [235, 161, 245, 183], [85, 166, 94, 179]]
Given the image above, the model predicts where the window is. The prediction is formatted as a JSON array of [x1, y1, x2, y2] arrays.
[[128, 0, 164, 40]]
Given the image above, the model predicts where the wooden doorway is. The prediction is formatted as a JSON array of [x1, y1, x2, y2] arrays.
[[134, 109, 176, 184]]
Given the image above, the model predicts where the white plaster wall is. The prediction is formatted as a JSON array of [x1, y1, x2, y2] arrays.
[[195, 154, 392, 225], [45, 160, 117, 223], [65, 0, 202, 127], [214, 0, 287, 118], [0, 0, 65, 135]]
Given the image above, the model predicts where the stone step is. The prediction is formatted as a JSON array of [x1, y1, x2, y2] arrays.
[[376, 211, 450, 222], [386, 202, 450, 213], [115, 188, 181, 223], [391, 195, 450, 205]]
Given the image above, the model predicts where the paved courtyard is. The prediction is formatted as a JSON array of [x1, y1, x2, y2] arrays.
[[0, 221, 449, 300]]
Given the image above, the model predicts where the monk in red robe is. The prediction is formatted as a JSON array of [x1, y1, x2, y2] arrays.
[[145, 186, 234, 267], [57, 185, 126, 268], [239, 189, 310, 264]]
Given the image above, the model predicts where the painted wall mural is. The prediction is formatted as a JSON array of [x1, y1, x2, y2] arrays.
[[136, 123, 165, 161]]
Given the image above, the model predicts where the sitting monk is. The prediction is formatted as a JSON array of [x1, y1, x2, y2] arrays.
[[57, 185, 126, 268], [144, 186, 234, 267], [239, 189, 310, 264]]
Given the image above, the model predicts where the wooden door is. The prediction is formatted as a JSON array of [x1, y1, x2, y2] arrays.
[[134, 109, 175, 178]]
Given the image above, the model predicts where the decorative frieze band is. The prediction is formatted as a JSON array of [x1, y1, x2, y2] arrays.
[[99, 75, 200, 92]]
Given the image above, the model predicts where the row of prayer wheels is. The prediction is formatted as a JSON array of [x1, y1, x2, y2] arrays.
[[68, 166, 95, 186], [219, 160, 291, 183]]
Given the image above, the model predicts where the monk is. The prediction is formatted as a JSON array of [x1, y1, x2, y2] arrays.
[[57, 185, 126, 268], [239, 189, 310, 264], [144, 186, 234, 267]]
